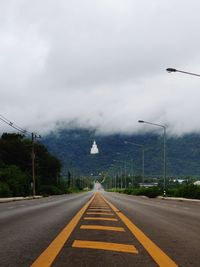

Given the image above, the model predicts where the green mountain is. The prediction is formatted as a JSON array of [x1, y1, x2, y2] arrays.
[[42, 129, 200, 178]]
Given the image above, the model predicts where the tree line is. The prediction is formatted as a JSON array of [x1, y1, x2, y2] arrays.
[[0, 133, 63, 197]]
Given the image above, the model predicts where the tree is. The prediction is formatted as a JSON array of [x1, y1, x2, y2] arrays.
[[0, 164, 29, 196], [0, 133, 62, 196]]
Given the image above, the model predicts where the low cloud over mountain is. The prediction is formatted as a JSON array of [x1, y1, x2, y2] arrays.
[[1, 1, 200, 136]]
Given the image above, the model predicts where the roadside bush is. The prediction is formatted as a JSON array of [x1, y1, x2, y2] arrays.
[[39, 185, 63, 195], [166, 188, 177, 196], [133, 187, 162, 198], [39, 185, 83, 196], [0, 182, 11, 197], [123, 188, 133, 195], [108, 187, 162, 198], [173, 184, 200, 199], [0, 165, 29, 197], [66, 188, 81, 194], [108, 185, 200, 199]]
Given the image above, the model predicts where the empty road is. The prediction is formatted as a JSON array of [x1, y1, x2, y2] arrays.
[[0, 191, 199, 267]]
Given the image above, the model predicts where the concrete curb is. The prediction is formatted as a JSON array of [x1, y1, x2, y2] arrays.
[[157, 196, 200, 202], [108, 192, 200, 202], [0, 196, 43, 203]]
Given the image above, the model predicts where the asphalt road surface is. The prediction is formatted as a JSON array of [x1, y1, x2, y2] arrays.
[[0, 191, 199, 267]]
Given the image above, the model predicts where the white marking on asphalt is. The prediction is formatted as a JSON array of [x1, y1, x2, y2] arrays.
[[183, 207, 190, 210], [8, 206, 14, 209]]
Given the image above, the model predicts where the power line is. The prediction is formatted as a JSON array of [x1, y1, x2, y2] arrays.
[[0, 114, 41, 138]]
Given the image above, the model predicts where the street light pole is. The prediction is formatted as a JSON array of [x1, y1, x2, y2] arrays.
[[124, 160, 127, 189], [166, 67, 200, 190], [142, 148, 144, 185], [131, 159, 134, 188], [138, 120, 166, 195], [163, 126, 166, 192], [124, 141, 145, 185], [120, 165, 123, 189], [113, 160, 126, 189], [166, 68, 200, 77]]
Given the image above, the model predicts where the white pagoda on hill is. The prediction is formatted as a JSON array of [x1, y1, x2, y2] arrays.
[[90, 140, 99, 154]]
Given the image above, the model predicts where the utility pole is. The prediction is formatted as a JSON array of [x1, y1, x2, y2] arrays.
[[31, 133, 41, 197], [31, 133, 35, 197]]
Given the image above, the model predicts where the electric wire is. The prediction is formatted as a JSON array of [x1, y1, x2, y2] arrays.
[[0, 114, 41, 138]]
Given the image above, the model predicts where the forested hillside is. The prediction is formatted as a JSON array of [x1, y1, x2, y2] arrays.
[[43, 129, 200, 178], [1, 129, 200, 197]]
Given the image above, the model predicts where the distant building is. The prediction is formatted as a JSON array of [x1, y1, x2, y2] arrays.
[[90, 140, 99, 154], [139, 182, 158, 188], [172, 179, 185, 184]]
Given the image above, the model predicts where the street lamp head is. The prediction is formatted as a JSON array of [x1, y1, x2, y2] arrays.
[[166, 68, 200, 77], [138, 120, 144, 123], [166, 68, 177, 73]]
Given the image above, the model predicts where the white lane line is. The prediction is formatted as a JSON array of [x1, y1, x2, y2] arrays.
[[7, 207, 14, 209], [183, 207, 190, 210]]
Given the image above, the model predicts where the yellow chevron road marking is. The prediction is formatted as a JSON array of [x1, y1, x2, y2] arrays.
[[30, 194, 95, 267], [80, 225, 125, 232], [72, 240, 138, 254], [84, 217, 118, 221], [101, 194, 178, 267], [86, 212, 114, 215]]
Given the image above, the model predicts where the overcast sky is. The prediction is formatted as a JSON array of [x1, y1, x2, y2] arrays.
[[1, 0, 200, 136]]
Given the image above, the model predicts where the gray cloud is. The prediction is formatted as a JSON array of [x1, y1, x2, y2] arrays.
[[1, 0, 200, 136]]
